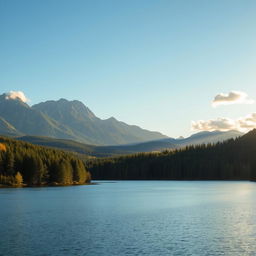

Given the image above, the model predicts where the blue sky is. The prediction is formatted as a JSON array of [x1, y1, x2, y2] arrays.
[[1, 0, 256, 137]]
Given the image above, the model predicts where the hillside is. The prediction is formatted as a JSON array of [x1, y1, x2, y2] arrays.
[[177, 130, 243, 146], [0, 136, 91, 186], [87, 129, 256, 180], [16, 130, 243, 157], [32, 99, 167, 145], [16, 135, 177, 157], [0, 93, 167, 145]]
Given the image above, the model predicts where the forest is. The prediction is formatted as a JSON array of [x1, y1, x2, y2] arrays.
[[87, 129, 256, 181], [0, 136, 91, 187], [1, 129, 256, 186]]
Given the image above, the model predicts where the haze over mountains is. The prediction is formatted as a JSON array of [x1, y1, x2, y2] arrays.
[[17, 130, 243, 157], [89, 129, 256, 180], [0, 93, 166, 145]]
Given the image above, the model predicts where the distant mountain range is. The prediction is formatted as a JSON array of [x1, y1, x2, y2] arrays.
[[0, 93, 166, 145], [17, 130, 243, 157], [175, 130, 243, 146], [89, 129, 256, 180], [0, 92, 243, 151]]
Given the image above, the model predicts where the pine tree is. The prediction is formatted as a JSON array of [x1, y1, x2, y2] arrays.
[[4, 150, 15, 176], [72, 159, 88, 184]]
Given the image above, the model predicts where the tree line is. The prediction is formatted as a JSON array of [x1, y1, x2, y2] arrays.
[[87, 129, 256, 181], [0, 136, 91, 186]]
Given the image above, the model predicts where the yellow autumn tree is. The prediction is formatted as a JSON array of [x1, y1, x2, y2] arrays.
[[15, 172, 23, 185], [0, 143, 6, 152]]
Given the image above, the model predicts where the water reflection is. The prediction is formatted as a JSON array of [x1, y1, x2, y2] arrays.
[[0, 181, 256, 256]]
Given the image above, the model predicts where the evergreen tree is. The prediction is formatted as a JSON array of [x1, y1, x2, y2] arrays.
[[0, 136, 91, 186], [55, 160, 73, 185], [4, 150, 15, 176], [72, 159, 89, 184]]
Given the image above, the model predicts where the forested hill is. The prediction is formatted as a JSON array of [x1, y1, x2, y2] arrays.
[[0, 136, 91, 187], [16, 130, 242, 158], [88, 129, 256, 180]]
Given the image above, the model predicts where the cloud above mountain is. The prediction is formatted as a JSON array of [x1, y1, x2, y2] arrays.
[[238, 113, 256, 129], [5, 91, 28, 103], [192, 118, 236, 131], [192, 113, 256, 132], [212, 91, 254, 107]]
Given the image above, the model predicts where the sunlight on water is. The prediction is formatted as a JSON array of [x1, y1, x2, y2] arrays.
[[235, 184, 252, 197], [0, 181, 256, 256]]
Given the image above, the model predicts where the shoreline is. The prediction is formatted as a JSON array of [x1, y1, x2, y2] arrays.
[[0, 182, 96, 189], [1, 179, 254, 188]]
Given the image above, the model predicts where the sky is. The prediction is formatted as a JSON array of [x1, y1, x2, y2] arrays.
[[1, 0, 256, 138]]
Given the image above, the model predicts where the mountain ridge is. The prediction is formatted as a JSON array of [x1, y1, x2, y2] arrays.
[[0, 94, 167, 145], [16, 130, 243, 157], [88, 129, 256, 180]]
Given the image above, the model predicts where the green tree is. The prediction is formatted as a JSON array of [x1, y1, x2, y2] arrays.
[[4, 150, 15, 176], [72, 159, 89, 184], [22, 155, 47, 185], [0, 136, 91, 187], [55, 160, 73, 185]]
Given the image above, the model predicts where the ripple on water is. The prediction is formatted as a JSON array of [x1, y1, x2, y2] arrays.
[[0, 181, 256, 256]]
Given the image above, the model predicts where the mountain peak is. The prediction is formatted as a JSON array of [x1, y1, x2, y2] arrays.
[[32, 98, 97, 122], [0, 91, 29, 104], [58, 98, 69, 103], [106, 117, 117, 122], [0, 93, 30, 108], [0, 93, 167, 145]]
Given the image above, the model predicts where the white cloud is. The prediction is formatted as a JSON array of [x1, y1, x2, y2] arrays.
[[212, 91, 254, 107], [192, 118, 237, 131], [192, 113, 256, 132], [5, 91, 29, 103], [238, 113, 256, 130]]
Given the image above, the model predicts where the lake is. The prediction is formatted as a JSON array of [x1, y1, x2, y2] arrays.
[[0, 181, 256, 256]]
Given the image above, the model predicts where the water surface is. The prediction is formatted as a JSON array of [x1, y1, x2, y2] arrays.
[[0, 181, 256, 256]]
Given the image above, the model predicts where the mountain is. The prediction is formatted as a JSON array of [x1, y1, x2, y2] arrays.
[[0, 94, 78, 139], [16, 130, 243, 157], [0, 117, 22, 136], [177, 130, 243, 146], [32, 99, 167, 145], [16, 135, 177, 157], [32, 99, 167, 144], [97, 130, 243, 155], [112, 130, 243, 153], [0, 94, 167, 145], [88, 129, 256, 180]]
